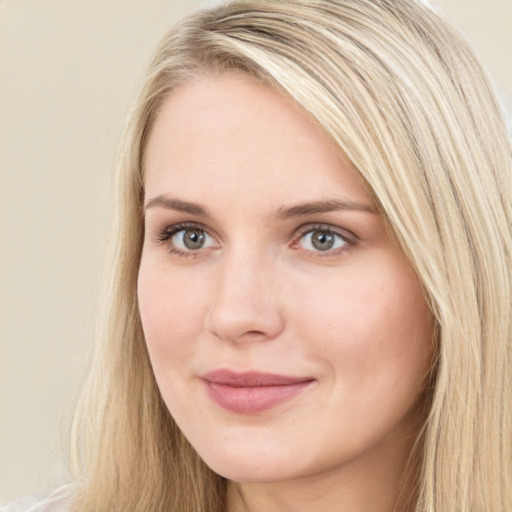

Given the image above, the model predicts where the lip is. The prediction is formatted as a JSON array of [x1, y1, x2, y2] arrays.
[[201, 369, 316, 414]]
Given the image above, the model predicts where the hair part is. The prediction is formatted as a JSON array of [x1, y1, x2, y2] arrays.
[[68, 1, 512, 511]]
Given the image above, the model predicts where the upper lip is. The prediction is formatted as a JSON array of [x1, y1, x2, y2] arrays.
[[201, 369, 315, 387]]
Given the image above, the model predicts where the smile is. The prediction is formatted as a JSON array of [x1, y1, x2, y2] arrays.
[[201, 369, 316, 414]]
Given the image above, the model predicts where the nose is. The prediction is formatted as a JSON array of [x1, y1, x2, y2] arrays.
[[204, 249, 285, 344]]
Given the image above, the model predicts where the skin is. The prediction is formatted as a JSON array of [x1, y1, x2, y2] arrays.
[[138, 72, 434, 512]]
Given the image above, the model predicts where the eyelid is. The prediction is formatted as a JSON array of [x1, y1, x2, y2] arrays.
[[293, 222, 357, 241]]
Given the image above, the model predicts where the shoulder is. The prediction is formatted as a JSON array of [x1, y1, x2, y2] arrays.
[[0, 484, 76, 512]]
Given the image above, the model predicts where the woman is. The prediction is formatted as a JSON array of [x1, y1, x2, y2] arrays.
[[4, 0, 511, 511]]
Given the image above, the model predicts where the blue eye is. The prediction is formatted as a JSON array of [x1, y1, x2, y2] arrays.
[[299, 228, 348, 252], [171, 228, 215, 251]]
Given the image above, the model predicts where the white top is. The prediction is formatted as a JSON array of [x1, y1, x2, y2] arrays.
[[0, 485, 75, 512]]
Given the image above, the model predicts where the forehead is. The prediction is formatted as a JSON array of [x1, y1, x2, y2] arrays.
[[143, 72, 370, 210]]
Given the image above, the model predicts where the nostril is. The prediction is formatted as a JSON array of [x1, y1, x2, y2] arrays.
[[227, 329, 269, 343], [242, 330, 268, 339]]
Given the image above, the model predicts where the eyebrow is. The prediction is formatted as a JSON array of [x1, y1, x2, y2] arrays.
[[144, 196, 210, 217], [144, 195, 378, 218], [275, 199, 378, 219]]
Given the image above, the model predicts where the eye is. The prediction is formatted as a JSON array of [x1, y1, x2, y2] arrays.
[[298, 227, 349, 253], [155, 223, 217, 256], [172, 228, 213, 251]]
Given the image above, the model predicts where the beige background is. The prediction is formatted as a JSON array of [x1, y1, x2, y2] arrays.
[[1, 0, 511, 504]]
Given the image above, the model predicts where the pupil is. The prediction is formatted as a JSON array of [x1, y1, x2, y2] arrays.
[[312, 230, 334, 251], [184, 230, 205, 250]]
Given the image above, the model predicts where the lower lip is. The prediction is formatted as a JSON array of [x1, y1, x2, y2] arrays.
[[204, 381, 314, 414]]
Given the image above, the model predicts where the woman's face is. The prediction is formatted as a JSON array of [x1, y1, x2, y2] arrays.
[[138, 73, 433, 487]]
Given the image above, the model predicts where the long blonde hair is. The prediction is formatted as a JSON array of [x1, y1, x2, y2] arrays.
[[69, 1, 512, 510]]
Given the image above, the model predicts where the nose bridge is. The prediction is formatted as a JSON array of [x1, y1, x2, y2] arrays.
[[205, 243, 284, 343]]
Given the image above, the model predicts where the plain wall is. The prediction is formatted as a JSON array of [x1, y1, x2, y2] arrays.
[[1, 0, 511, 503]]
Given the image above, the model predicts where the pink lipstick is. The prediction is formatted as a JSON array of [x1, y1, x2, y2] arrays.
[[201, 369, 315, 414]]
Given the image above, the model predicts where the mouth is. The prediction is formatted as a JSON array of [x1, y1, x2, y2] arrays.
[[200, 369, 316, 414]]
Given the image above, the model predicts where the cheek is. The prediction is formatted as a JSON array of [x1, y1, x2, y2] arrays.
[[287, 261, 434, 458], [137, 259, 210, 371], [294, 258, 433, 395]]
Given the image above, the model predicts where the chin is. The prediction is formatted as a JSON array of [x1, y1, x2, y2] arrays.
[[197, 445, 301, 483]]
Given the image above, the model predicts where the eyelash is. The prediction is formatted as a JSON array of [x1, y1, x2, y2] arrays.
[[154, 222, 356, 258]]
